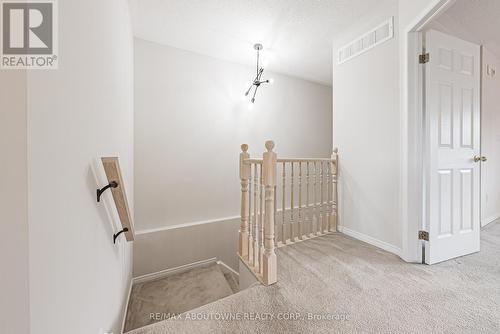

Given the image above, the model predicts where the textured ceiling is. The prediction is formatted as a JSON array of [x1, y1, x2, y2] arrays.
[[434, 0, 500, 57], [129, 0, 391, 86]]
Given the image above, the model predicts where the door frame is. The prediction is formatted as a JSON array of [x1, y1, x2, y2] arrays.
[[402, 0, 457, 263]]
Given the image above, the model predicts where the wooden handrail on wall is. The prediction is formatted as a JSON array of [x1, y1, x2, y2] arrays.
[[238, 142, 338, 286], [100, 157, 135, 242]]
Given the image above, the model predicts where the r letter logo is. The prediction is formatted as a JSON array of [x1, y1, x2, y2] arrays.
[[1, 0, 58, 69]]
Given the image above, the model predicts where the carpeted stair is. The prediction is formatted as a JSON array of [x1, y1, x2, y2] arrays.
[[124, 262, 239, 332]]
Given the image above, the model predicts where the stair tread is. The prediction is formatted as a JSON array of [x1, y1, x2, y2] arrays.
[[216, 264, 240, 293], [124, 263, 233, 332]]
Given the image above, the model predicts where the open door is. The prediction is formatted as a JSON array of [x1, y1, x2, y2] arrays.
[[424, 30, 481, 264]]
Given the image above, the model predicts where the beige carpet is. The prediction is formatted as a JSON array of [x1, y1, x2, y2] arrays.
[[124, 263, 235, 332], [129, 221, 500, 334]]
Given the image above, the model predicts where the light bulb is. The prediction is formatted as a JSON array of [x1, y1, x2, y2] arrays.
[[248, 103, 254, 111], [268, 78, 274, 84]]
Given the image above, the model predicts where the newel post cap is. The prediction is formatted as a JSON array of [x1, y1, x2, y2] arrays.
[[265, 140, 275, 152], [263, 140, 276, 186], [240, 144, 250, 179]]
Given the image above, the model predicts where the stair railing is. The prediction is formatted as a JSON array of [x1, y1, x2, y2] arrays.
[[238, 141, 338, 285]]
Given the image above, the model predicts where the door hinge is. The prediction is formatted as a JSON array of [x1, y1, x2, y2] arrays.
[[419, 53, 430, 64], [419, 230, 429, 241]]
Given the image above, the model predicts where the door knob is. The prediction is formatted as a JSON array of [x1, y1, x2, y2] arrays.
[[474, 156, 487, 162]]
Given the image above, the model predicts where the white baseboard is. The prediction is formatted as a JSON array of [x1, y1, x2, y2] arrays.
[[216, 260, 239, 277], [338, 225, 402, 257], [133, 258, 217, 284], [482, 213, 500, 227]]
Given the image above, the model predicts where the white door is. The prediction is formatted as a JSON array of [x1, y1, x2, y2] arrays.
[[424, 30, 481, 264]]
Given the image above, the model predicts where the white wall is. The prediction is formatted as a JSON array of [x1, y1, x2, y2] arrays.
[[333, 0, 402, 254], [133, 218, 239, 277], [399, 0, 440, 28], [481, 49, 500, 225], [426, 12, 478, 43], [134, 38, 332, 273], [0, 72, 29, 334], [3, 1, 135, 334]]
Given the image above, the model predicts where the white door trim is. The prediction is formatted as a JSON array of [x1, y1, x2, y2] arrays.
[[401, 0, 457, 262]]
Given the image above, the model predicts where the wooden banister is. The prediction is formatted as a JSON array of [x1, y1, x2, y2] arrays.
[[238, 142, 339, 286], [277, 158, 335, 162], [101, 157, 135, 242], [243, 158, 263, 164]]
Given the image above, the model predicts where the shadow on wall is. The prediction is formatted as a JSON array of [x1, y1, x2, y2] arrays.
[[133, 218, 240, 277], [338, 164, 401, 255]]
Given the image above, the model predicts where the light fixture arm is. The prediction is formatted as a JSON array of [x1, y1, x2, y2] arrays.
[[257, 68, 264, 82], [244, 43, 272, 104], [251, 84, 259, 103]]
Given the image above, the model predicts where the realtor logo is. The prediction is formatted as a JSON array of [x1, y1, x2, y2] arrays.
[[1, 0, 58, 69]]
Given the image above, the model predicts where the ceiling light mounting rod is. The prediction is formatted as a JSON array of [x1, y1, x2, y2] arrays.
[[244, 43, 272, 105]]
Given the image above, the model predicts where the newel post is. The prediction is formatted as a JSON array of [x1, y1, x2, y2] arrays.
[[239, 144, 250, 258], [262, 140, 277, 285], [330, 148, 339, 232]]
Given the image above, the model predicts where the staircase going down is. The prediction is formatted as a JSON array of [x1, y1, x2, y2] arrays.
[[124, 262, 239, 332]]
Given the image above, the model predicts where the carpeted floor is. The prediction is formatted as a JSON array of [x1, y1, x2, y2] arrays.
[[124, 263, 237, 332], [128, 221, 500, 334]]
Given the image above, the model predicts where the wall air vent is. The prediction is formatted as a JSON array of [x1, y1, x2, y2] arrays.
[[338, 17, 394, 65]]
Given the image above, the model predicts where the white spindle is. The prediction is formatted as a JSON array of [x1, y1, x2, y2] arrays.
[[239, 144, 250, 258], [313, 162, 318, 235], [326, 161, 331, 232], [331, 148, 339, 231], [320, 161, 324, 234], [262, 141, 277, 285], [274, 184, 277, 243], [282, 161, 286, 244], [298, 162, 302, 240], [290, 162, 294, 241], [259, 164, 265, 273], [248, 164, 254, 263], [307, 162, 312, 237], [253, 164, 259, 267]]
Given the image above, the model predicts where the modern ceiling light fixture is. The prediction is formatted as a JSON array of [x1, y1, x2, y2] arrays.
[[244, 43, 273, 106]]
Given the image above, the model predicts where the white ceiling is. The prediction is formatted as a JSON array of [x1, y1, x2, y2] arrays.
[[129, 0, 390, 86], [434, 0, 500, 58]]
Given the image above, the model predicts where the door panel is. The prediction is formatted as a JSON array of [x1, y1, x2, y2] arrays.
[[437, 169, 453, 237], [425, 30, 481, 264], [460, 88, 473, 147], [438, 83, 453, 147], [459, 168, 473, 232]]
